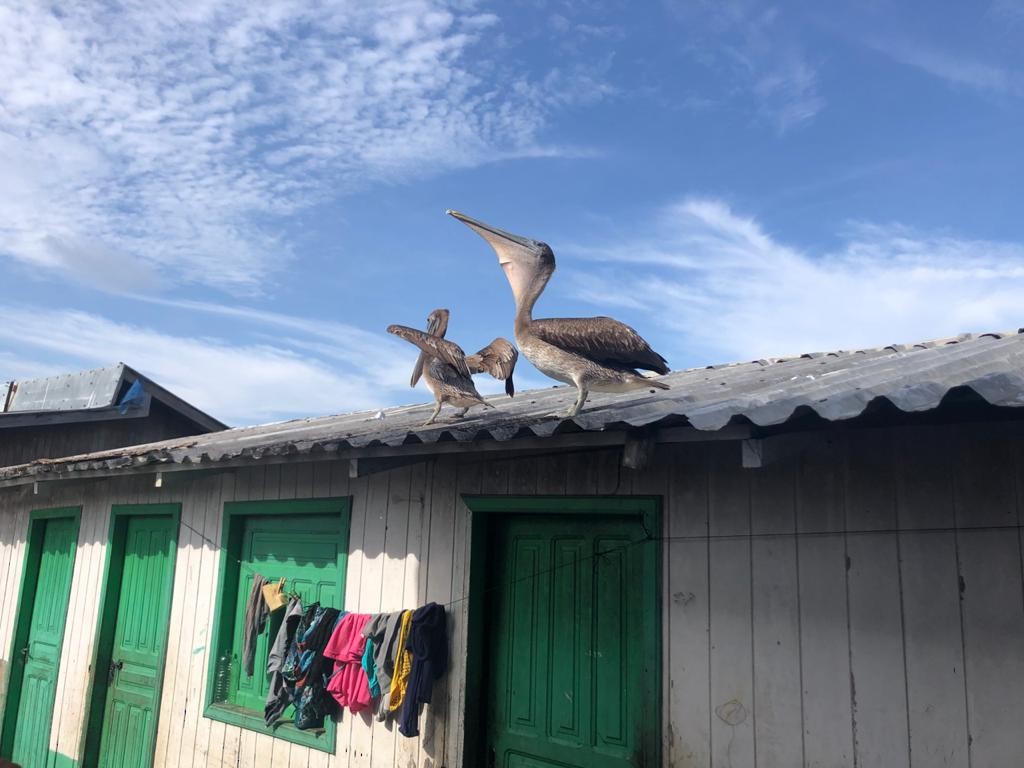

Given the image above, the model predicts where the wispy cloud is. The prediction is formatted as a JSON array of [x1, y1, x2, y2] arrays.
[[872, 40, 1021, 96], [0, 1, 588, 294], [0, 305, 408, 424], [665, 0, 823, 132], [990, 0, 1024, 26], [566, 198, 1024, 363]]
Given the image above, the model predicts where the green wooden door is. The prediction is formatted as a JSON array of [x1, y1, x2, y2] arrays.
[[4, 515, 79, 767], [487, 515, 658, 768], [96, 515, 177, 768], [229, 514, 341, 711]]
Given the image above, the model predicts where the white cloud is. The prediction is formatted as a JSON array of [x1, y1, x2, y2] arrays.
[[0, 1, 586, 294], [0, 298, 544, 424], [0, 305, 405, 424], [566, 198, 1024, 363]]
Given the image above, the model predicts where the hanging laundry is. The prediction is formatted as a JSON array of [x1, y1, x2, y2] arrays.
[[264, 597, 304, 727], [261, 577, 288, 612], [324, 612, 373, 713], [293, 606, 341, 730], [399, 603, 448, 738], [387, 610, 414, 714], [362, 638, 380, 699], [241, 573, 270, 677], [361, 610, 404, 720], [279, 603, 342, 731]]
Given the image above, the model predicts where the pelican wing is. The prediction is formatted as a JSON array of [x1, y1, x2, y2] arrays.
[[531, 317, 670, 374], [466, 338, 519, 397], [387, 324, 471, 377], [410, 351, 428, 388]]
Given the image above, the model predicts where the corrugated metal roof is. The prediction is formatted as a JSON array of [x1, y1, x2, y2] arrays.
[[3, 331, 1024, 485]]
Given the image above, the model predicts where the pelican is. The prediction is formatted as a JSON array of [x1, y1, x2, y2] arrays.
[[388, 308, 518, 426], [447, 210, 670, 418]]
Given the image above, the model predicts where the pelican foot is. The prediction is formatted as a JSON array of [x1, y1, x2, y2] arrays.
[[545, 409, 581, 420]]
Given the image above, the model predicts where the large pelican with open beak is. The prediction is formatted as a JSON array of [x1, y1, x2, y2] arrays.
[[388, 308, 518, 426], [447, 210, 670, 418]]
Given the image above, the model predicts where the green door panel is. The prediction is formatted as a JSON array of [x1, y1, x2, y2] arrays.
[[229, 514, 341, 711], [6, 516, 79, 768], [488, 515, 656, 768], [97, 515, 177, 768]]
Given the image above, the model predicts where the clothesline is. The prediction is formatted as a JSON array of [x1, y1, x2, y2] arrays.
[[177, 505, 1002, 618]]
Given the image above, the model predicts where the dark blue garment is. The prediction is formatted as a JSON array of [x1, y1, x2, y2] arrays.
[[398, 603, 448, 737]]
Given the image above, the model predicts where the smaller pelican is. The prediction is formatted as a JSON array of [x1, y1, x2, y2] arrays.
[[388, 308, 518, 426]]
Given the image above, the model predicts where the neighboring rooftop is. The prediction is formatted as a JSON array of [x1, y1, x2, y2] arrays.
[[3, 331, 1024, 487], [1, 363, 226, 432]]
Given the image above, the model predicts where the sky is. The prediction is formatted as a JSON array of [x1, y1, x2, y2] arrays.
[[1, 0, 1022, 425]]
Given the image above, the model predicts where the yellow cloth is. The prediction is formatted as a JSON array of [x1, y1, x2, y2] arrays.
[[388, 610, 414, 712]]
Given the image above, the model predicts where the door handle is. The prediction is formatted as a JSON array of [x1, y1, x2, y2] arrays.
[[107, 659, 124, 683], [488, 746, 496, 768], [18, 647, 28, 663]]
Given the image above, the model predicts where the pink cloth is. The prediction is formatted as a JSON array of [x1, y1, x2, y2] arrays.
[[324, 612, 372, 713]]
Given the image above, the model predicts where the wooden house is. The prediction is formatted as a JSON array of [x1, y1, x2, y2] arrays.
[[1, 364, 226, 468], [0, 331, 1022, 768]]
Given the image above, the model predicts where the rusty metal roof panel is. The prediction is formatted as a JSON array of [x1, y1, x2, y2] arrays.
[[3, 330, 1024, 484]]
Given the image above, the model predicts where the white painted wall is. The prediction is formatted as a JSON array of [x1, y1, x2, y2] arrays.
[[0, 420, 1021, 768]]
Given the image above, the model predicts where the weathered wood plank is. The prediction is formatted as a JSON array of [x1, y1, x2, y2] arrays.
[[957, 528, 1024, 766], [845, 430, 897, 531], [798, 533, 853, 767], [707, 442, 754, 768], [896, 425, 954, 531], [350, 469, 392, 766], [664, 444, 711, 768], [381, 466, 412, 768], [846, 532, 909, 767], [899, 530, 968, 767], [750, 459, 802, 768], [952, 426, 1016, 529], [447, 457, 482, 768], [796, 433, 845, 534]]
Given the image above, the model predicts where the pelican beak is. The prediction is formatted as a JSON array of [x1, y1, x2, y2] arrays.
[[426, 313, 442, 336], [446, 209, 549, 263]]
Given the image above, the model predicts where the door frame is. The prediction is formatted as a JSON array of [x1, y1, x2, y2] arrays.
[[0, 506, 82, 759], [461, 495, 662, 768], [81, 503, 181, 767]]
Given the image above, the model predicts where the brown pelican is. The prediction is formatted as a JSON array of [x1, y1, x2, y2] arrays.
[[447, 210, 670, 418], [388, 308, 518, 426]]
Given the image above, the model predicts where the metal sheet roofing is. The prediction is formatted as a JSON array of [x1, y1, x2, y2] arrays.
[[3, 330, 1024, 485], [0, 363, 226, 432]]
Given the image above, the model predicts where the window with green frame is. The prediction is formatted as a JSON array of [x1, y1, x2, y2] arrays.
[[204, 497, 350, 752]]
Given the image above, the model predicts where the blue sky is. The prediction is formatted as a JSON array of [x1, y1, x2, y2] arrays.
[[1, 0, 1022, 425]]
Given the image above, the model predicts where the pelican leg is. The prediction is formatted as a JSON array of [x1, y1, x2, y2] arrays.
[[550, 385, 588, 419], [422, 400, 443, 426], [566, 385, 588, 418], [455, 407, 469, 418]]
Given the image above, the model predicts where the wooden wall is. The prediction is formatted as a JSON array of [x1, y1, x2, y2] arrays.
[[0, 419, 1022, 767], [0, 401, 215, 468]]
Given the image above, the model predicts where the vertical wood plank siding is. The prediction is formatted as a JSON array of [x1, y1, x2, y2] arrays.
[[0, 421, 1023, 766]]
